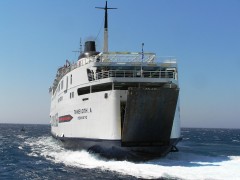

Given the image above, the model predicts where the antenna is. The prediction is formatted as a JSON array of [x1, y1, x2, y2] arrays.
[[142, 43, 144, 60], [96, 1, 117, 53], [80, 38, 83, 54], [72, 38, 82, 59]]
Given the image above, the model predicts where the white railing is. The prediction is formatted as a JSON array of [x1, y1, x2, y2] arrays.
[[51, 52, 177, 94], [98, 52, 156, 63], [89, 70, 175, 81]]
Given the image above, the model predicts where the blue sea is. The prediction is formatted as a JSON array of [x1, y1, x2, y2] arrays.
[[0, 124, 240, 180]]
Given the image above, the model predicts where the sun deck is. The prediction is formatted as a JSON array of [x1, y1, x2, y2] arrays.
[[51, 52, 178, 94]]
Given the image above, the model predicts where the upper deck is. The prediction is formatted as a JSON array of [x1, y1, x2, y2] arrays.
[[51, 52, 178, 94], [80, 52, 177, 67]]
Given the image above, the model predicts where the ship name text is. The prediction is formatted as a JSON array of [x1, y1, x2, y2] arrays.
[[74, 108, 92, 114]]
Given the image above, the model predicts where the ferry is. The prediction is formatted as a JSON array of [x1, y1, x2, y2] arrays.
[[49, 1, 181, 160]]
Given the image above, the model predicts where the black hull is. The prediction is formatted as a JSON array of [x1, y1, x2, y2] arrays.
[[53, 135, 181, 161]]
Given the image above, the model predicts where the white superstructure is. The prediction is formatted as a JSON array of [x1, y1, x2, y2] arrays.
[[49, 2, 181, 160]]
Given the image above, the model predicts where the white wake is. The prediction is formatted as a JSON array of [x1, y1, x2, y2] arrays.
[[25, 136, 240, 180]]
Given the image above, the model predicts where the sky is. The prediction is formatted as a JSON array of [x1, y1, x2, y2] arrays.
[[0, 0, 239, 128]]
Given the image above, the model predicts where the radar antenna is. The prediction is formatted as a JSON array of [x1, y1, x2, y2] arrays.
[[72, 38, 83, 59]]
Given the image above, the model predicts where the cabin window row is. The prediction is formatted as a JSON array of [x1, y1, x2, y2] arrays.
[[77, 84, 113, 96], [57, 74, 73, 94], [77, 83, 128, 96], [77, 83, 163, 96]]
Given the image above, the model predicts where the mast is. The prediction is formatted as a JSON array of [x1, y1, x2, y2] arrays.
[[96, 1, 117, 53]]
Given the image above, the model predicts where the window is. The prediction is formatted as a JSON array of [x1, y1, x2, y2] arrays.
[[70, 74, 72, 84], [77, 86, 90, 96], [87, 69, 94, 81], [61, 80, 64, 90], [70, 92, 74, 99], [91, 83, 112, 93], [66, 77, 68, 90], [77, 83, 114, 96]]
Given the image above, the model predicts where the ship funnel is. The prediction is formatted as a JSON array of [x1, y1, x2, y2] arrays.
[[84, 41, 96, 52], [78, 41, 99, 59]]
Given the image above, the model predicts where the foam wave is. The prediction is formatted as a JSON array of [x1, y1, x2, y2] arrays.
[[25, 136, 240, 180]]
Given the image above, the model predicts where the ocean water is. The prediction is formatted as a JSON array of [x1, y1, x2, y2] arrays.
[[0, 124, 240, 180]]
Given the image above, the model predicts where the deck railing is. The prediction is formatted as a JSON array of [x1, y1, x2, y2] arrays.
[[90, 70, 176, 81], [51, 52, 177, 94]]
